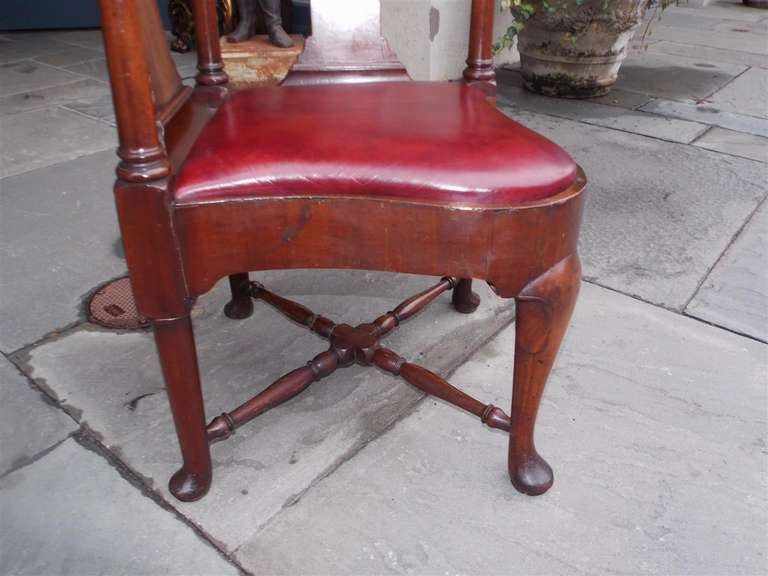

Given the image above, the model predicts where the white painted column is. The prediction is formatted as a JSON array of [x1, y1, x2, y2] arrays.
[[382, 0, 518, 81]]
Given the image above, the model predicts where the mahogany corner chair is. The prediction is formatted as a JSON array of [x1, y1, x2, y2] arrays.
[[98, 0, 586, 502]]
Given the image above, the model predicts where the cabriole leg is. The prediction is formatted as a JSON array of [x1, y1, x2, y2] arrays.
[[224, 272, 254, 319], [452, 278, 481, 314], [154, 316, 212, 501], [509, 255, 581, 495]]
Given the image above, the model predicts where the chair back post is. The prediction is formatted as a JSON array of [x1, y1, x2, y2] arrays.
[[136, 2, 187, 117], [99, 0, 170, 182], [191, 0, 229, 85], [463, 0, 496, 84]]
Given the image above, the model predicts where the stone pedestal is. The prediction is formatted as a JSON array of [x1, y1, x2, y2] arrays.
[[220, 35, 305, 88]]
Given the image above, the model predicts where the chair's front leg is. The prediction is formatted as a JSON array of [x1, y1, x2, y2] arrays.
[[154, 316, 212, 502], [509, 255, 580, 495]]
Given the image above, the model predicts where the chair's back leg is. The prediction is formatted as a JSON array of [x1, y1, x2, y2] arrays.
[[508, 255, 581, 495], [452, 278, 481, 314], [154, 316, 212, 501], [224, 273, 255, 319]]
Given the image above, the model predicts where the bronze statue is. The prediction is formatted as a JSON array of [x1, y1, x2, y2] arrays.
[[227, 0, 294, 47]]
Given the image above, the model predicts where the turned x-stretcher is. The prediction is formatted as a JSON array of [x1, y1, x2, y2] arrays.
[[206, 278, 511, 443]]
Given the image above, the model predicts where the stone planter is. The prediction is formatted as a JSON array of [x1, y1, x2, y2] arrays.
[[517, 0, 647, 98]]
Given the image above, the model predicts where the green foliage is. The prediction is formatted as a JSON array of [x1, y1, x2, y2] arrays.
[[494, 0, 679, 53]]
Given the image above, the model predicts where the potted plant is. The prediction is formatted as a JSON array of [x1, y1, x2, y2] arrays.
[[498, 0, 673, 98]]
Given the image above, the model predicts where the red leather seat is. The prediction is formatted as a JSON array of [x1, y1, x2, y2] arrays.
[[173, 82, 577, 206]]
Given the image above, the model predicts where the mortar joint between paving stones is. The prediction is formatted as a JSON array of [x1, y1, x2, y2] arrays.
[[71, 427, 253, 576], [682, 194, 768, 317]]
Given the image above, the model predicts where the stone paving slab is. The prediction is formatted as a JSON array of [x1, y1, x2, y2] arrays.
[[708, 67, 768, 119], [712, 17, 768, 34], [647, 24, 768, 55], [0, 438, 238, 576], [0, 59, 84, 98], [614, 52, 747, 101], [171, 50, 199, 69], [0, 150, 125, 352], [663, 2, 768, 23], [497, 67, 653, 111], [0, 78, 111, 117], [589, 87, 655, 111], [33, 45, 104, 68], [0, 106, 116, 178], [240, 283, 768, 576], [0, 355, 76, 477], [497, 107, 767, 310], [693, 126, 768, 163], [640, 98, 768, 137], [0, 35, 75, 64], [50, 30, 106, 52], [498, 86, 708, 144], [179, 66, 200, 86], [646, 40, 768, 69], [64, 58, 110, 82], [651, 10, 727, 30], [19, 272, 515, 552], [687, 201, 768, 342], [62, 87, 117, 125]]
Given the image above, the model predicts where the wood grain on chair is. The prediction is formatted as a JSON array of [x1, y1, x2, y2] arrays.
[[97, 0, 585, 502]]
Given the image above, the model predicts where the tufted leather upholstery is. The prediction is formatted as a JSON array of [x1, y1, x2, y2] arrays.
[[173, 82, 577, 206]]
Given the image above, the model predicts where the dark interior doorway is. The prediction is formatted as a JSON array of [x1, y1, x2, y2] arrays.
[[0, 0, 171, 31]]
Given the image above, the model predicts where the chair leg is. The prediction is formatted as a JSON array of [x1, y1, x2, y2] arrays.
[[508, 255, 580, 496], [452, 278, 481, 314], [224, 272, 254, 319], [154, 316, 212, 502]]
